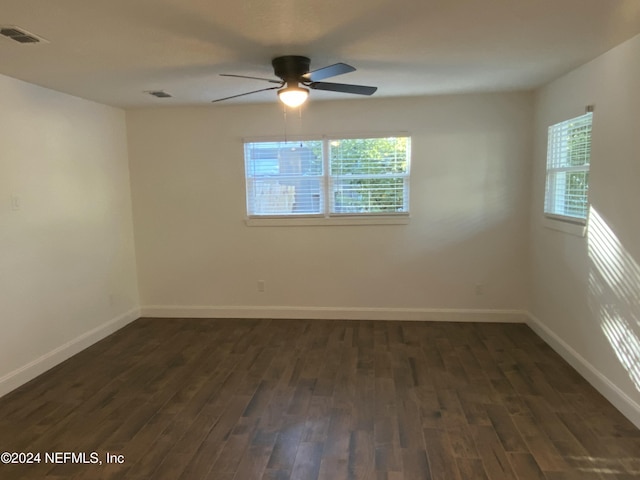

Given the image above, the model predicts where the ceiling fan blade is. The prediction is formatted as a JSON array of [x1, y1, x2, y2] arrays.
[[309, 82, 377, 96], [220, 74, 282, 84], [211, 86, 281, 103], [304, 63, 356, 81]]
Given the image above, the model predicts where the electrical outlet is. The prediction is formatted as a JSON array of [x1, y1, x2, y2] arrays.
[[257, 280, 265, 292], [474, 283, 484, 296], [10, 194, 20, 211]]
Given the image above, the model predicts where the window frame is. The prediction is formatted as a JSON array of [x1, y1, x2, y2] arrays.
[[544, 112, 593, 226], [243, 133, 411, 226]]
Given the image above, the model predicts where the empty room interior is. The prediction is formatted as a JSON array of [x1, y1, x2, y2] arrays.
[[1, 1, 640, 479]]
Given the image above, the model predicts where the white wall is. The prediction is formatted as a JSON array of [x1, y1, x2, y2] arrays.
[[0, 74, 140, 396], [529, 33, 640, 426], [127, 93, 532, 320]]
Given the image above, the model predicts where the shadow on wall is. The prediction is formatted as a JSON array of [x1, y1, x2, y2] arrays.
[[587, 207, 640, 392]]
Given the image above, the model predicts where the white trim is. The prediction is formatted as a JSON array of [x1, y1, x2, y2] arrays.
[[526, 313, 640, 429], [3, 306, 638, 429], [542, 216, 587, 236], [141, 305, 527, 323], [245, 215, 410, 227], [0, 308, 140, 399], [244, 135, 411, 219], [242, 131, 412, 144]]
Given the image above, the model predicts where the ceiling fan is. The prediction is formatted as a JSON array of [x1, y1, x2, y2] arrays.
[[212, 55, 377, 107]]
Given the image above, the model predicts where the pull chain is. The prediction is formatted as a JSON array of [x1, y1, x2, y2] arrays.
[[282, 104, 288, 143], [282, 105, 304, 144]]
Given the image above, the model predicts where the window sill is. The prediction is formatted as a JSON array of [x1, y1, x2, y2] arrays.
[[543, 216, 586, 237], [245, 215, 410, 227]]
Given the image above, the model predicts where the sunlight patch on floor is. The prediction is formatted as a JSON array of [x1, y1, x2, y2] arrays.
[[568, 455, 639, 475]]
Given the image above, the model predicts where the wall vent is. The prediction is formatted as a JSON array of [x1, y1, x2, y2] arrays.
[[145, 90, 173, 98], [0, 25, 48, 44]]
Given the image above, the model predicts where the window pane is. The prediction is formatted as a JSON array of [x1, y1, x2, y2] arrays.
[[329, 136, 409, 214], [245, 141, 323, 215], [245, 141, 323, 176], [332, 177, 406, 213], [547, 113, 592, 169], [563, 170, 589, 218], [330, 137, 408, 176]]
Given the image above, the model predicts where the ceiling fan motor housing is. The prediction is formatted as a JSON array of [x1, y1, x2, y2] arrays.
[[272, 56, 311, 83]]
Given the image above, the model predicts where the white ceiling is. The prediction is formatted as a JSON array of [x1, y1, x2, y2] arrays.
[[1, 0, 640, 108]]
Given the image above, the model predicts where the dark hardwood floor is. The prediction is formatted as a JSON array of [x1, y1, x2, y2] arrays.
[[0, 318, 638, 479]]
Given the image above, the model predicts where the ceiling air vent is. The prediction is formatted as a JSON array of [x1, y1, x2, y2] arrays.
[[0, 25, 48, 44], [145, 90, 173, 98]]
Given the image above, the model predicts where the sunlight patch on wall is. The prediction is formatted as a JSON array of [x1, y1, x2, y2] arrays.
[[587, 207, 640, 391]]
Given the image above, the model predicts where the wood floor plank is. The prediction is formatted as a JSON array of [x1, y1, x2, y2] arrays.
[[446, 425, 479, 459], [264, 415, 306, 476], [348, 430, 376, 479], [457, 388, 491, 426], [485, 403, 529, 453], [0, 318, 638, 480], [300, 395, 331, 444], [437, 389, 468, 429], [401, 449, 432, 479], [455, 457, 490, 480], [512, 413, 569, 473], [472, 425, 517, 480], [423, 428, 461, 480], [507, 452, 547, 480], [290, 442, 323, 480]]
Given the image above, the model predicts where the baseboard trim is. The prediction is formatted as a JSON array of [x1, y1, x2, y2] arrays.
[[141, 305, 528, 323], [526, 313, 640, 429], [2, 306, 638, 428], [0, 307, 140, 399]]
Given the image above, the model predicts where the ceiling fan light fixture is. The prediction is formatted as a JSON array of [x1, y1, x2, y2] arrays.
[[278, 86, 309, 108]]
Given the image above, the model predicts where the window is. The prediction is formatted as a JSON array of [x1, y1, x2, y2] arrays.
[[244, 136, 410, 220], [544, 112, 592, 224]]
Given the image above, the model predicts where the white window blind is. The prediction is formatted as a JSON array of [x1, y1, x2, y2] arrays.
[[545, 112, 592, 223], [330, 137, 409, 214], [244, 141, 324, 216], [244, 136, 410, 218]]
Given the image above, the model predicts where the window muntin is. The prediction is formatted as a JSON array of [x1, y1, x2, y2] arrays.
[[244, 136, 410, 218], [544, 112, 592, 223]]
